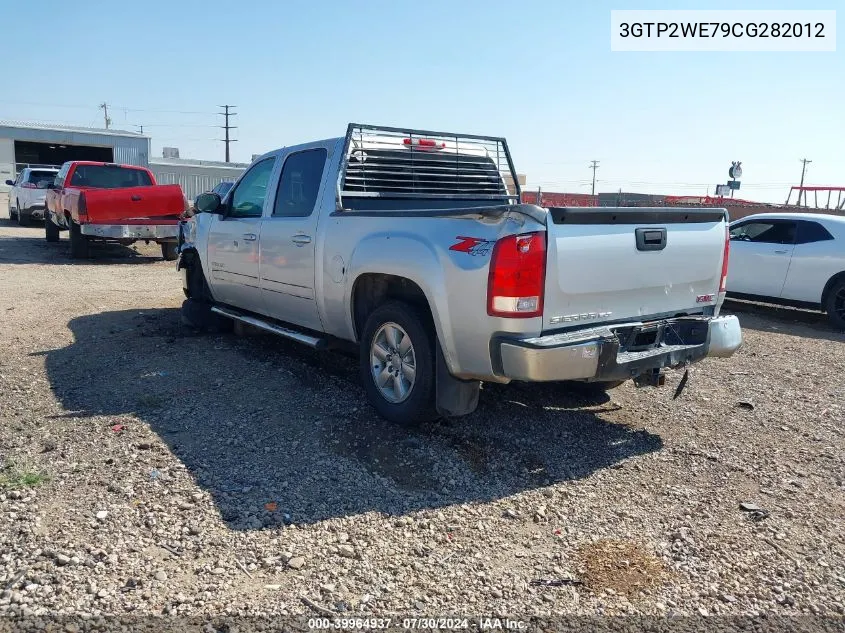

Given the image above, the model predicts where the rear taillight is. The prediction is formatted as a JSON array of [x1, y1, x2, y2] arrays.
[[719, 226, 730, 293], [21, 182, 37, 189], [487, 231, 546, 318], [78, 192, 88, 219]]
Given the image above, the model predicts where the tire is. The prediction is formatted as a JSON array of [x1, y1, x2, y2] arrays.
[[10, 199, 18, 220], [17, 206, 31, 226], [69, 220, 90, 259], [359, 300, 437, 425], [160, 242, 178, 261], [824, 278, 845, 330], [45, 216, 60, 243], [186, 256, 212, 302], [180, 259, 231, 332]]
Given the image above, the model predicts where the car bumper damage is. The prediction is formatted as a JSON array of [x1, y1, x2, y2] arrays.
[[496, 315, 742, 383]]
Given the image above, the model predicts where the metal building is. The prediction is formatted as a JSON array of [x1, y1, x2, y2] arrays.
[[149, 154, 248, 201], [0, 121, 150, 185]]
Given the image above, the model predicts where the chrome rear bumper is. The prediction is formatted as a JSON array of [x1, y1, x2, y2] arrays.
[[81, 224, 179, 241], [497, 315, 742, 382]]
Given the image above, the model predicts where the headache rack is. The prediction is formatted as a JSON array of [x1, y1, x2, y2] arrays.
[[337, 123, 521, 206]]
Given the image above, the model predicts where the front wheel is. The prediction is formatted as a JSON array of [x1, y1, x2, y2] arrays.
[[69, 220, 90, 259], [45, 217, 60, 242], [359, 301, 437, 425], [10, 200, 18, 220], [160, 242, 178, 261], [824, 279, 845, 330]]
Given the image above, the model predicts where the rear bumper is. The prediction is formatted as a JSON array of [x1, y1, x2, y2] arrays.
[[23, 204, 46, 218], [497, 315, 742, 382], [80, 223, 179, 241]]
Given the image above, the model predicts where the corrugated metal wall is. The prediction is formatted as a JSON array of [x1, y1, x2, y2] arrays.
[[149, 163, 246, 200], [0, 125, 150, 167]]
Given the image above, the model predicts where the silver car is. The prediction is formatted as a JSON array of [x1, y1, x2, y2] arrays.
[[6, 167, 59, 225]]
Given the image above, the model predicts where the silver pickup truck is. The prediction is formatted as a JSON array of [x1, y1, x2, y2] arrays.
[[178, 123, 742, 424]]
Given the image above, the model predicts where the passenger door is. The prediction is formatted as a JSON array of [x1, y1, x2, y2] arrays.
[[258, 146, 330, 331], [206, 157, 277, 309], [780, 220, 837, 303], [728, 219, 797, 298]]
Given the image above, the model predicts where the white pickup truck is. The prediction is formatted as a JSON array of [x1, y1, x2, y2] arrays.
[[178, 124, 742, 424]]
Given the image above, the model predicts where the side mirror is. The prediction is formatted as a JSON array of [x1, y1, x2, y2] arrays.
[[4, 180, 13, 186], [195, 192, 223, 214]]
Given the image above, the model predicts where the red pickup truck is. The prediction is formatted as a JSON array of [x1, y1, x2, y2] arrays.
[[44, 161, 187, 260]]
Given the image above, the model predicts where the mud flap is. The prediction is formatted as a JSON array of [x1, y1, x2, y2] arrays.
[[435, 342, 480, 417]]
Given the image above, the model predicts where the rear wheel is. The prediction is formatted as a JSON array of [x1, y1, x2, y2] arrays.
[[824, 278, 845, 330], [160, 242, 178, 261], [359, 301, 437, 425], [69, 220, 90, 259], [45, 216, 60, 242], [17, 205, 30, 226]]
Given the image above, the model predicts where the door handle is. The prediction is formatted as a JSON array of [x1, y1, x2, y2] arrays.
[[131, 195, 142, 201], [243, 233, 257, 241], [774, 250, 788, 254], [291, 234, 312, 246]]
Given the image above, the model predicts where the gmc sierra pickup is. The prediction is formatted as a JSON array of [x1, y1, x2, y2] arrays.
[[178, 123, 742, 424], [45, 161, 187, 260]]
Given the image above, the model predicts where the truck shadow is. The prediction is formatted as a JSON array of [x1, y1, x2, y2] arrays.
[[43, 308, 663, 529], [0, 233, 164, 265]]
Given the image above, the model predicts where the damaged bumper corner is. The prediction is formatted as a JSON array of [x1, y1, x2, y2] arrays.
[[496, 314, 742, 383]]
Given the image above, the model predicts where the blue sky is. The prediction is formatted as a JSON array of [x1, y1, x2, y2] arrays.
[[0, 0, 841, 203]]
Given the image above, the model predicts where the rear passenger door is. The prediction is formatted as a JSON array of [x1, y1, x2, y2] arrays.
[[258, 145, 331, 332], [728, 219, 797, 298], [780, 220, 837, 303]]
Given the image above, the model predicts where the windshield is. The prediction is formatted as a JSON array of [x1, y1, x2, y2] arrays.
[[69, 165, 152, 189], [213, 181, 233, 195]]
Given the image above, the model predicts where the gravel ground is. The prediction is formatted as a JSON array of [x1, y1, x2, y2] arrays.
[[0, 220, 843, 621]]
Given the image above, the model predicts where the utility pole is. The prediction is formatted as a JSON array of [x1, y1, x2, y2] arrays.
[[99, 102, 111, 129], [797, 158, 812, 206], [589, 160, 600, 196], [218, 105, 238, 162]]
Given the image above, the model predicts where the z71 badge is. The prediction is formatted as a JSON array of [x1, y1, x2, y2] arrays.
[[449, 236, 495, 256]]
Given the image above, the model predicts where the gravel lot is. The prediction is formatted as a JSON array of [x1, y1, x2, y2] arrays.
[[1, 220, 843, 621]]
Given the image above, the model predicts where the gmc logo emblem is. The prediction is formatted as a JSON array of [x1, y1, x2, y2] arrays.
[[696, 294, 715, 303]]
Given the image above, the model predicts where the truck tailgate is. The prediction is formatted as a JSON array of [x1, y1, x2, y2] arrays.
[[83, 184, 185, 224], [543, 207, 727, 328]]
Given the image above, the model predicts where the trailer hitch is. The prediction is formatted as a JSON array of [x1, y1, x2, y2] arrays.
[[633, 368, 666, 388]]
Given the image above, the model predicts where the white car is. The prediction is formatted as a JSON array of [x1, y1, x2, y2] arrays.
[[5, 167, 59, 226], [727, 212, 845, 328]]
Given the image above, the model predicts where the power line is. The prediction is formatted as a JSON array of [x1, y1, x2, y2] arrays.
[[0, 99, 217, 116], [218, 105, 238, 162], [589, 160, 600, 196]]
